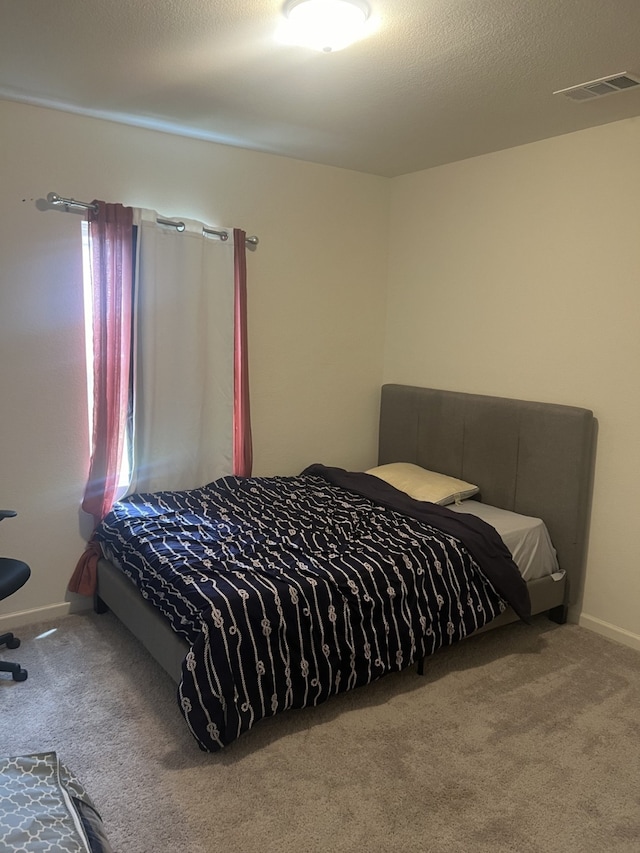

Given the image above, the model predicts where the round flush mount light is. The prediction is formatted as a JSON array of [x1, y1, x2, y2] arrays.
[[280, 0, 371, 52]]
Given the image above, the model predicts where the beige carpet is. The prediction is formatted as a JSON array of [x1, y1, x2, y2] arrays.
[[1, 611, 639, 853]]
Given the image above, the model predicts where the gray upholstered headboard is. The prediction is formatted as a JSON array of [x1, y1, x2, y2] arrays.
[[378, 385, 596, 605]]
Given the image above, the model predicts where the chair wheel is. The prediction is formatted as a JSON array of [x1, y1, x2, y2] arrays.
[[6, 637, 20, 650], [13, 668, 28, 682]]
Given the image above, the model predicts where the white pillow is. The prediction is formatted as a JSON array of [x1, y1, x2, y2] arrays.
[[365, 462, 479, 506]]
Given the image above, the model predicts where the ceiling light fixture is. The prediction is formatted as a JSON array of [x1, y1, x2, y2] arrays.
[[280, 0, 370, 53]]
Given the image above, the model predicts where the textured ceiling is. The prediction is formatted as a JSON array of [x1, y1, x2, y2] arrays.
[[2, 0, 640, 177]]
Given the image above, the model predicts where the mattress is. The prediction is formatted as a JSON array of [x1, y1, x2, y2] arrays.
[[447, 500, 560, 582], [94, 466, 531, 750]]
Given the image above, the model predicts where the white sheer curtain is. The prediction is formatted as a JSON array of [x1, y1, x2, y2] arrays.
[[128, 210, 235, 494]]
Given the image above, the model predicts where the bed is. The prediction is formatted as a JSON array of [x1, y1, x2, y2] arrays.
[[94, 384, 596, 751]]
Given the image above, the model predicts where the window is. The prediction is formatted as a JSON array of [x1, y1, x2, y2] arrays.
[[81, 221, 131, 495]]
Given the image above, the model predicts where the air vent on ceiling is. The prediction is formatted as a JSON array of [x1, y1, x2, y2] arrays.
[[553, 72, 640, 101]]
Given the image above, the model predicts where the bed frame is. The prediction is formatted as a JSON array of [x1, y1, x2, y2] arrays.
[[378, 384, 596, 634], [95, 384, 596, 682]]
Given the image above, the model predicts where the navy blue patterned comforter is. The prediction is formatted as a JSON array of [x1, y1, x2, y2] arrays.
[[95, 465, 529, 751]]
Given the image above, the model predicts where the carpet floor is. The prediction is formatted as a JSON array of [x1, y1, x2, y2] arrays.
[[1, 611, 639, 852]]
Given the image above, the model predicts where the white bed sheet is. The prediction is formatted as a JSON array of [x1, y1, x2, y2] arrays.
[[447, 500, 559, 582]]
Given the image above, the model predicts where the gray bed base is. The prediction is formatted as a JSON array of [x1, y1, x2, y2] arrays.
[[96, 384, 596, 683], [96, 557, 188, 683]]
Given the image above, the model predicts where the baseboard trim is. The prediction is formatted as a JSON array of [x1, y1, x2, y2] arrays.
[[0, 600, 92, 632], [579, 613, 640, 652], [4, 602, 639, 653]]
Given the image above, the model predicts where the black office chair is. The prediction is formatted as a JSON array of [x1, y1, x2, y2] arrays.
[[0, 509, 31, 681]]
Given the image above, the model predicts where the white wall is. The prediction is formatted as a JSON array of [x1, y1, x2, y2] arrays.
[[4, 97, 639, 652], [0, 99, 389, 625], [385, 116, 640, 648]]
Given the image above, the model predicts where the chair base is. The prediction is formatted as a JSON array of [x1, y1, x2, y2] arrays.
[[0, 631, 27, 681], [0, 660, 28, 681], [0, 630, 20, 649]]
